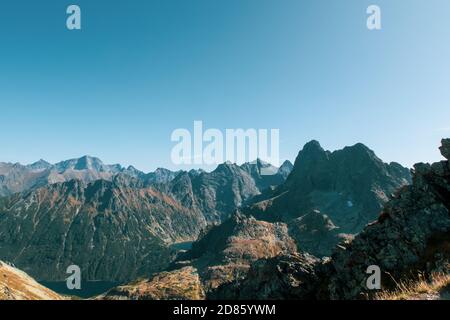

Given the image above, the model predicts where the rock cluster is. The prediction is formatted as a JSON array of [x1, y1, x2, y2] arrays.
[[211, 253, 320, 300]]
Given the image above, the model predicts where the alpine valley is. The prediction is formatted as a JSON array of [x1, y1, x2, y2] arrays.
[[1, 140, 449, 300]]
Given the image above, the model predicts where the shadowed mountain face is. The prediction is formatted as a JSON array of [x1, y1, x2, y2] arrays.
[[162, 161, 290, 223], [288, 209, 353, 257], [0, 176, 207, 281], [246, 141, 411, 236]]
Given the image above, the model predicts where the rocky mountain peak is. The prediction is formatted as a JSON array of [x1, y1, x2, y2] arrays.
[[214, 161, 239, 174], [277, 160, 294, 179], [297, 139, 326, 157], [247, 140, 412, 234], [74, 155, 105, 171], [27, 159, 52, 171], [53, 155, 105, 172], [303, 139, 323, 151], [121, 165, 144, 179], [289, 140, 329, 180]]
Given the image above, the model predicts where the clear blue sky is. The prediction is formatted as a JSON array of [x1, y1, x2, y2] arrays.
[[1, 0, 449, 172]]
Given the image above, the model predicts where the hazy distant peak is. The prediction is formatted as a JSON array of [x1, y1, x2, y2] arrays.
[[280, 160, 293, 169], [27, 159, 52, 171], [52, 155, 117, 173], [277, 160, 294, 179]]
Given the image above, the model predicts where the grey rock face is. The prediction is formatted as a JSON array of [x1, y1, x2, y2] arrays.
[[240, 159, 289, 191], [164, 163, 263, 223], [54, 156, 113, 172], [0, 162, 50, 197], [26, 159, 53, 171], [277, 160, 294, 180]]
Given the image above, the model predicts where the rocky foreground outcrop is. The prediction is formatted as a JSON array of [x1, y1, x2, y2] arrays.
[[323, 139, 450, 299], [211, 253, 320, 300], [0, 261, 63, 300]]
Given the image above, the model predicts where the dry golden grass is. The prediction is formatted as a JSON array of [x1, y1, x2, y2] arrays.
[[0, 261, 64, 300], [375, 272, 450, 300]]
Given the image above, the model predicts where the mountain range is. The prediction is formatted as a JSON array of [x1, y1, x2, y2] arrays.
[[0, 155, 293, 281], [3, 139, 447, 301], [0, 156, 178, 197]]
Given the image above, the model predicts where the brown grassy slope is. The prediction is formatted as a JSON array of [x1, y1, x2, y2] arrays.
[[0, 261, 64, 300]]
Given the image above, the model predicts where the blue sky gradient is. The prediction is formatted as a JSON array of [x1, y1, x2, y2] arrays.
[[1, 0, 449, 171]]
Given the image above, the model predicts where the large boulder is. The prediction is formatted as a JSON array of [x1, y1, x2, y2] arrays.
[[440, 138, 450, 160]]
